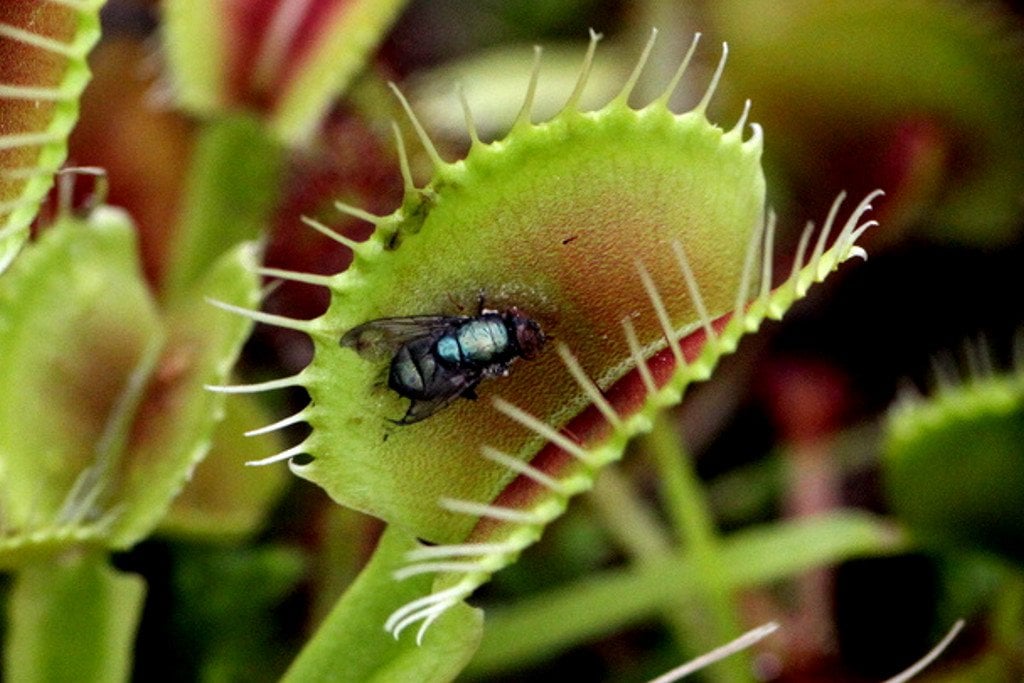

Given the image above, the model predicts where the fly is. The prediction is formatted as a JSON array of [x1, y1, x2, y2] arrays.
[[340, 304, 546, 424]]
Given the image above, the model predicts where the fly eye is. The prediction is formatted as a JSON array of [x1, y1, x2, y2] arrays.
[[515, 323, 545, 359]]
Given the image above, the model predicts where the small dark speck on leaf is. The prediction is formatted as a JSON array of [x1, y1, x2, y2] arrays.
[[561, 235, 579, 245], [386, 231, 401, 250]]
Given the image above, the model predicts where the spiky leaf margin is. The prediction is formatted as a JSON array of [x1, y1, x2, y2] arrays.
[[0, 207, 262, 565], [884, 340, 1024, 563], [0, 0, 105, 273], [221, 33, 767, 539], [215, 32, 882, 641]]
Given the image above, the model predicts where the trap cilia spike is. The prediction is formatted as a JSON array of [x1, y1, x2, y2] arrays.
[[208, 30, 883, 642]]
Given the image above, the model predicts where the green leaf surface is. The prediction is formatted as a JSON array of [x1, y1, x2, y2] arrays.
[[5, 553, 145, 683], [0, 0, 106, 273], [884, 366, 1024, 564], [0, 207, 162, 537], [159, 0, 226, 115], [283, 525, 483, 683], [108, 239, 262, 548]]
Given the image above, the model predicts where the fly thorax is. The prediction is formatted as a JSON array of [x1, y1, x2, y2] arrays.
[[455, 319, 508, 364]]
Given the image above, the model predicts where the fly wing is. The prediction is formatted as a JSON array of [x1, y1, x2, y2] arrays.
[[340, 315, 464, 359], [397, 374, 481, 424]]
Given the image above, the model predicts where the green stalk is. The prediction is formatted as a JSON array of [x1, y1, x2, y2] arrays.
[[589, 465, 674, 559], [468, 511, 902, 677], [991, 570, 1024, 662], [283, 526, 482, 683], [5, 554, 145, 683], [644, 411, 747, 682], [162, 115, 284, 302], [588, 466, 698, 656]]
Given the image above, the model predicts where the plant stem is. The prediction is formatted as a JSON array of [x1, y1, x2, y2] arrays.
[[284, 526, 482, 683], [468, 511, 903, 678], [5, 553, 145, 683], [992, 569, 1024, 662], [589, 465, 674, 559], [587, 465, 700, 655], [162, 114, 284, 302], [645, 410, 747, 682]]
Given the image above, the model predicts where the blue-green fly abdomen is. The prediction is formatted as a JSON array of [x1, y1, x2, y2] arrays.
[[434, 335, 462, 365], [389, 337, 439, 396]]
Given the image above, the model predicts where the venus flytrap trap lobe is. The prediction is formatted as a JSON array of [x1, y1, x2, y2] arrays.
[[162, 0, 409, 145], [213, 30, 883, 643], [219, 29, 762, 524], [386, 191, 879, 643], [0, 204, 264, 562], [884, 333, 1024, 564], [0, 0, 105, 273], [0, 204, 159, 565], [0, 188, 267, 675]]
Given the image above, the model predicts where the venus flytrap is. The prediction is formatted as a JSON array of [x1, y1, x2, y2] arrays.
[[0, 203, 265, 553], [382, 190, 879, 643], [874, 339, 1024, 679], [0, 195, 267, 678], [884, 336, 1024, 565], [213, 29, 885, 655], [215, 31, 765, 538]]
